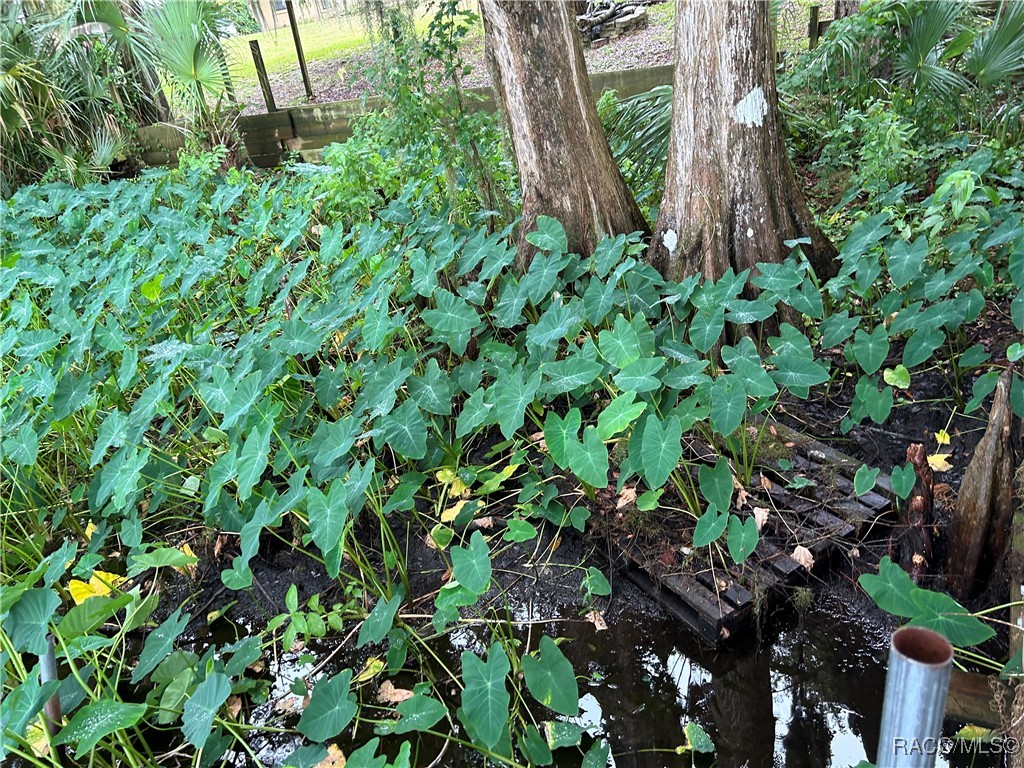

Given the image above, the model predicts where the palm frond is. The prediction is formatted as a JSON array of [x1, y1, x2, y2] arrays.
[[964, 0, 1024, 87], [606, 84, 673, 183], [894, 0, 970, 98]]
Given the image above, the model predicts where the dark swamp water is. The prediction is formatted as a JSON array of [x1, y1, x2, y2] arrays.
[[202, 533, 1002, 768]]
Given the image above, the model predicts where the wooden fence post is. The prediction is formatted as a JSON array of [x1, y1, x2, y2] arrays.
[[286, 0, 314, 99], [809, 4, 821, 49], [249, 39, 277, 112]]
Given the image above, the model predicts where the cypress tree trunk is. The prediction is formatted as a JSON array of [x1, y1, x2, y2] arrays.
[[834, 0, 860, 19], [481, 0, 649, 266], [649, 0, 836, 285]]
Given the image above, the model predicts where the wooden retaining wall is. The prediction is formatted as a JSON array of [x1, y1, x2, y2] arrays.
[[137, 64, 674, 169]]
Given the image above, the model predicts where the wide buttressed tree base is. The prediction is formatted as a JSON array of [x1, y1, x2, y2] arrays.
[[649, 0, 836, 284], [481, 0, 648, 266]]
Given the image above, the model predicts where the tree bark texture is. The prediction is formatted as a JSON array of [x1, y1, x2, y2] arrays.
[[480, 0, 649, 267], [834, 0, 861, 19], [896, 443, 932, 583], [948, 368, 1021, 599], [649, 0, 836, 285]]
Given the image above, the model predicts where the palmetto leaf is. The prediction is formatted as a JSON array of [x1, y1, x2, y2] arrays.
[[606, 84, 673, 183], [894, 2, 971, 99], [964, 1, 1024, 87]]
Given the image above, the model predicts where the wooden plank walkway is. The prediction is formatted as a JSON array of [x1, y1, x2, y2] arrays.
[[614, 419, 897, 645]]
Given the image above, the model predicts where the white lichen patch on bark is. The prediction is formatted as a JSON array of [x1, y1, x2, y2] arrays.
[[734, 86, 768, 127], [663, 228, 678, 253]]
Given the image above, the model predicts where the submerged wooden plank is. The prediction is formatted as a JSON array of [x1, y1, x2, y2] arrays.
[[945, 669, 1008, 728]]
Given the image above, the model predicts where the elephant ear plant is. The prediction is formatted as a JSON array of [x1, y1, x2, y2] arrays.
[[1, 139, 1022, 763]]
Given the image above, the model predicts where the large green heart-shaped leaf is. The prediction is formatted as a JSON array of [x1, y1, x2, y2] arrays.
[[887, 237, 928, 288], [183, 672, 231, 748], [422, 289, 478, 355], [307, 479, 350, 568], [598, 315, 642, 369], [566, 426, 609, 488], [493, 367, 542, 440], [131, 608, 189, 684], [409, 359, 452, 416], [639, 414, 682, 489], [522, 636, 579, 716], [539, 354, 603, 397], [819, 311, 859, 349], [451, 530, 491, 596], [852, 325, 890, 375], [394, 694, 447, 734], [543, 408, 581, 468], [460, 643, 511, 750], [613, 357, 664, 393], [693, 506, 728, 548], [908, 589, 995, 647], [726, 514, 758, 564], [53, 700, 148, 757], [854, 464, 880, 497], [858, 556, 916, 618], [380, 398, 427, 460], [297, 669, 357, 742], [7, 588, 60, 654], [4, 423, 39, 466], [709, 377, 745, 437], [890, 462, 916, 500], [596, 392, 647, 441], [526, 216, 568, 254], [689, 306, 725, 354], [698, 457, 733, 514], [839, 212, 891, 260], [358, 588, 404, 648]]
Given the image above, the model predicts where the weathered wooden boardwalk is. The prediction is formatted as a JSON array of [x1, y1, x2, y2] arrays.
[[613, 419, 896, 645]]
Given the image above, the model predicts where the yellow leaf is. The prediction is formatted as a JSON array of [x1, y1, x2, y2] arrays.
[[175, 543, 198, 577], [436, 468, 469, 497], [441, 498, 471, 524], [68, 571, 124, 605], [353, 656, 385, 684], [935, 429, 951, 446], [84, 522, 98, 541], [927, 453, 953, 472], [314, 743, 347, 767]]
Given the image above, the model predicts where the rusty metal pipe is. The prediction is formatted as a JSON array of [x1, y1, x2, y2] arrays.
[[876, 626, 954, 768]]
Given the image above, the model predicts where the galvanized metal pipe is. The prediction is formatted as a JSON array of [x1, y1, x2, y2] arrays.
[[876, 626, 954, 768]]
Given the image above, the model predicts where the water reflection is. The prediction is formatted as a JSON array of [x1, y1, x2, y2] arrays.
[[546, 589, 991, 768]]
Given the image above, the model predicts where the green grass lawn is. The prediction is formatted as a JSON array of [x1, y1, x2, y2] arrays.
[[224, 15, 369, 85], [223, 6, 462, 87]]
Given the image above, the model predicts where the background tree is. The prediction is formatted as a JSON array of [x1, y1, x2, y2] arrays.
[[480, 0, 648, 265], [648, 0, 837, 284]]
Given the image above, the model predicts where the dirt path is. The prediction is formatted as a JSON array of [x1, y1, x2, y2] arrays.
[[235, 18, 674, 116]]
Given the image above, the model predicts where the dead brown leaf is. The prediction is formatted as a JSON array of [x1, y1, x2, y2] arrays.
[[753, 507, 769, 530], [791, 545, 815, 570], [585, 610, 608, 631], [616, 486, 637, 509], [377, 680, 414, 704]]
